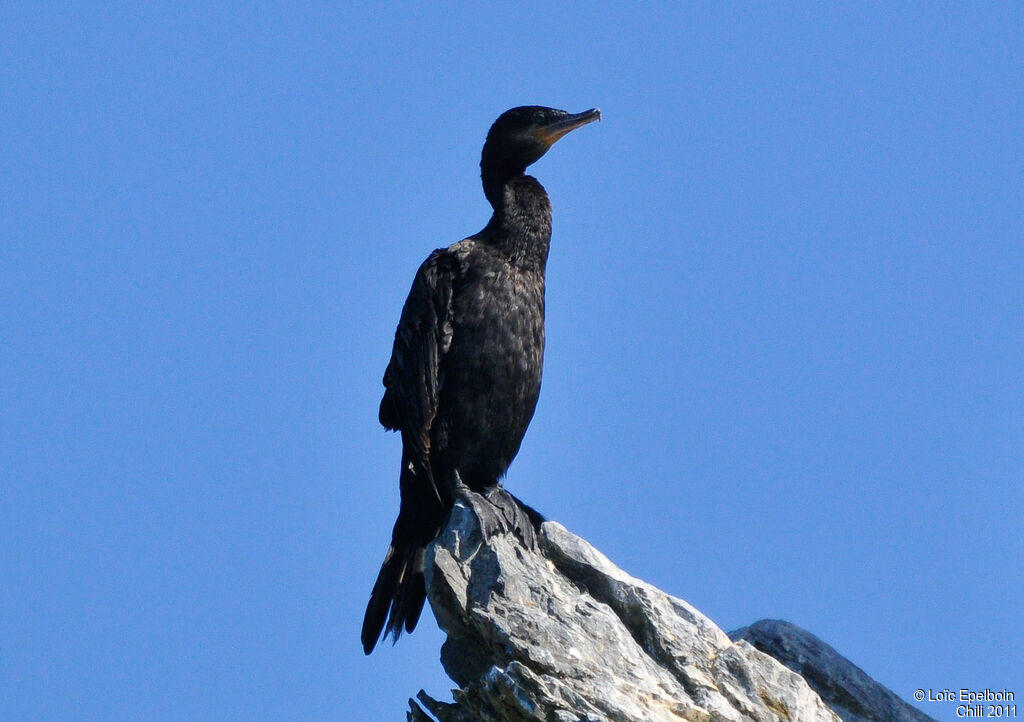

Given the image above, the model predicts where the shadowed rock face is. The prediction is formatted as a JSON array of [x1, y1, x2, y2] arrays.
[[729, 620, 936, 722], [410, 502, 840, 722]]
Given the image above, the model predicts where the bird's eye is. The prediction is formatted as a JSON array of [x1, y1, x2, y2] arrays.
[[532, 111, 545, 125]]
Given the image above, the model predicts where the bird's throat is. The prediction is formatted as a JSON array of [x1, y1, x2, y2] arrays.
[[489, 176, 552, 269]]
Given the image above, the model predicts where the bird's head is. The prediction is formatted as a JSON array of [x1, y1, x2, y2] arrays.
[[481, 105, 601, 180]]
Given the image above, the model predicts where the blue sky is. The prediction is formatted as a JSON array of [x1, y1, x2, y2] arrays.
[[2, 3, 1021, 720]]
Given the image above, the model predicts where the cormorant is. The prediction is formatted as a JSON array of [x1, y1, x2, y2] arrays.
[[362, 105, 601, 655]]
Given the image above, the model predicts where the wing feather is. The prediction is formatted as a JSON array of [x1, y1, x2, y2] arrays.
[[378, 248, 459, 500]]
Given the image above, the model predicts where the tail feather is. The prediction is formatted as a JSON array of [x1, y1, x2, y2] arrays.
[[364, 449, 453, 654], [364, 451, 446, 655], [362, 538, 429, 654], [391, 546, 426, 635], [384, 546, 426, 637], [361, 545, 401, 654]]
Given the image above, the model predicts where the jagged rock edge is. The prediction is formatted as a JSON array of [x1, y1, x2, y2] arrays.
[[412, 502, 841, 722]]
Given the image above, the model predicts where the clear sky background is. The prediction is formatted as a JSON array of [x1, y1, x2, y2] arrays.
[[2, 3, 1021, 720]]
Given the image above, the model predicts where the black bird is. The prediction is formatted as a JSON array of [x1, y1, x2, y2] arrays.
[[362, 105, 600, 655]]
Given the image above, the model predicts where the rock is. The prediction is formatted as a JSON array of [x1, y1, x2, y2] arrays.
[[729, 620, 936, 722], [409, 501, 840, 721]]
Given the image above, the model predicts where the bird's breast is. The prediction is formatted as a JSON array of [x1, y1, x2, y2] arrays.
[[451, 264, 545, 370], [431, 245, 548, 483]]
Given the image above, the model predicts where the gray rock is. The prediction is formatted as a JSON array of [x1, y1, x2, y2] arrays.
[[410, 501, 840, 722], [729, 620, 936, 722]]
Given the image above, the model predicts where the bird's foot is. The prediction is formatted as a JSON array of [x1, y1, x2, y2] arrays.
[[454, 484, 539, 550], [455, 485, 507, 542]]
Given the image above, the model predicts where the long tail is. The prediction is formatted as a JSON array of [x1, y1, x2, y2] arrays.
[[361, 459, 445, 655], [360, 535, 427, 655]]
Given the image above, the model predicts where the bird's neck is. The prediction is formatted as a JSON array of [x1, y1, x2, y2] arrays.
[[483, 174, 552, 270]]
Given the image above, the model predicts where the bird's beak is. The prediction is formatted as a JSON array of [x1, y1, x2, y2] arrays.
[[533, 108, 602, 147]]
